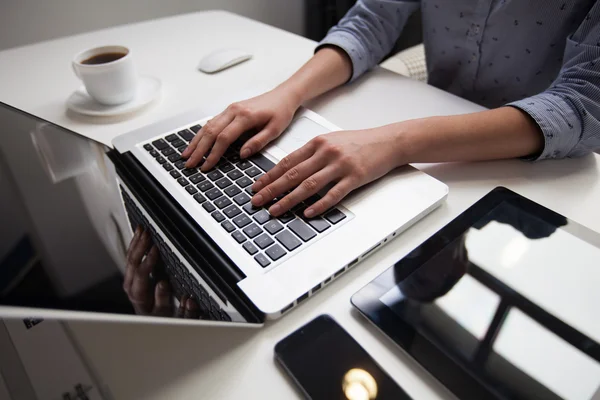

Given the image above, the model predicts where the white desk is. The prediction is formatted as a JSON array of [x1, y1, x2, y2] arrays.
[[1, 11, 599, 400]]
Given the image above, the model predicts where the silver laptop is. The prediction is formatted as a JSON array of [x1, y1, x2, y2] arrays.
[[0, 105, 447, 327]]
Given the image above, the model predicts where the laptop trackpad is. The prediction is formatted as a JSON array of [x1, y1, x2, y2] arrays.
[[270, 116, 331, 156]]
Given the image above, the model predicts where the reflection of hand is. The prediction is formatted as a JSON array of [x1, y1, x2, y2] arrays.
[[182, 88, 301, 171], [124, 227, 200, 318], [250, 127, 403, 217]]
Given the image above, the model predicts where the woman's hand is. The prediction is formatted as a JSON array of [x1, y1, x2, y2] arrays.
[[183, 87, 301, 171], [250, 125, 406, 218]]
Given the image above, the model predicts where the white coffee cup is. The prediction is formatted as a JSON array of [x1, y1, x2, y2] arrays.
[[72, 45, 137, 105]]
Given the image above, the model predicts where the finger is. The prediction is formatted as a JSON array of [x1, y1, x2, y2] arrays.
[[240, 122, 280, 159], [185, 114, 234, 168], [251, 143, 316, 193], [182, 112, 229, 158], [303, 178, 356, 218], [130, 246, 158, 302], [252, 155, 328, 207], [175, 295, 188, 318], [126, 226, 143, 255], [123, 227, 143, 293], [183, 297, 200, 319], [127, 230, 151, 266], [268, 166, 340, 216], [202, 117, 250, 171], [153, 281, 173, 316]]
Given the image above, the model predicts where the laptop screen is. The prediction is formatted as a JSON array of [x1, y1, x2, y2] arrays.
[[0, 103, 255, 326]]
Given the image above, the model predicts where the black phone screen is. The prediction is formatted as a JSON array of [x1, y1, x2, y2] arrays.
[[275, 315, 411, 400]]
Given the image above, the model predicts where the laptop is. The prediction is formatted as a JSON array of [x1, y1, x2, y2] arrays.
[[0, 104, 447, 327], [109, 107, 448, 326]]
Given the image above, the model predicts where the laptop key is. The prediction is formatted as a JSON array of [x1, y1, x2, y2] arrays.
[[245, 166, 262, 177], [236, 160, 252, 170], [223, 205, 241, 218], [243, 241, 258, 255], [232, 230, 247, 243], [197, 181, 214, 192], [177, 177, 189, 187], [275, 230, 302, 251], [193, 193, 207, 204], [224, 185, 241, 197], [219, 162, 235, 173], [233, 193, 251, 205], [161, 147, 175, 156], [152, 139, 169, 150], [202, 202, 216, 212], [278, 212, 295, 224], [178, 145, 188, 154], [214, 196, 232, 209], [245, 186, 256, 196], [221, 220, 235, 233], [185, 185, 198, 195], [179, 129, 195, 141], [233, 214, 251, 228], [307, 218, 330, 233], [254, 253, 271, 267], [288, 219, 316, 242], [265, 244, 286, 261], [227, 169, 244, 180], [212, 211, 225, 222], [324, 208, 346, 224], [242, 202, 261, 215], [149, 149, 159, 158], [175, 160, 187, 170], [253, 210, 271, 224], [190, 124, 202, 133], [265, 220, 284, 235], [236, 176, 253, 188], [254, 234, 274, 249], [190, 174, 206, 184], [254, 173, 264, 181], [165, 134, 179, 142], [170, 170, 182, 179], [182, 168, 198, 177], [168, 153, 181, 163], [207, 170, 223, 181], [228, 154, 241, 163], [215, 177, 232, 189], [206, 188, 223, 200], [163, 163, 174, 172], [249, 153, 276, 172], [172, 138, 185, 148], [156, 156, 166, 164], [243, 223, 263, 238], [144, 143, 153, 151]]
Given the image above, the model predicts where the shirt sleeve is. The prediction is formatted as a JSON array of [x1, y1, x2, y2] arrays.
[[316, 0, 420, 82], [508, 4, 600, 160]]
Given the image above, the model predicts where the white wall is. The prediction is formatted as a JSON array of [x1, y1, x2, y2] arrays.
[[0, 0, 305, 51]]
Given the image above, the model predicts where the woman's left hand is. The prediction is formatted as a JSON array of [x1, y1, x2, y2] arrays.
[[250, 125, 405, 218]]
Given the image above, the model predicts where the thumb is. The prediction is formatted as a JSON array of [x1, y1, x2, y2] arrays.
[[240, 121, 285, 158]]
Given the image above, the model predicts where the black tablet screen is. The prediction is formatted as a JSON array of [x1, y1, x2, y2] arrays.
[[353, 190, 600, 400]]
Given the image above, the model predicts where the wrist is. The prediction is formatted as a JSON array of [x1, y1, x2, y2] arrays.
[[274, 80, 306, 109], [387, 119, 429, 166]]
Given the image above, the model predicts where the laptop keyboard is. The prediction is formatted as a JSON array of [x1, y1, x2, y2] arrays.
[[143, 124, 347, 268]]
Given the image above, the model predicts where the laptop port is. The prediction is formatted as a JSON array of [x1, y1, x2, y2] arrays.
[[311, 283, 321, 294], [361, 242, 381, 259], [348, 258, 359, 268], [281, 302, 294, 314], [334, 268, 344, 278], [298, 292, 309, 304]]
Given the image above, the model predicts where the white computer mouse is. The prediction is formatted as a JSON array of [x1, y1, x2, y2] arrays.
[[197, 49, 252, 73]]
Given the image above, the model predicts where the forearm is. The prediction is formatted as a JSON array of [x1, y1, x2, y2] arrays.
[[394, 107, 544, 164], [275, 47, 352, 106]]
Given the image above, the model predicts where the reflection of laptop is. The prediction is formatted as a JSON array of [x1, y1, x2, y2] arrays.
[[0, 105, 447, 328], [109, 107, 448, 325]]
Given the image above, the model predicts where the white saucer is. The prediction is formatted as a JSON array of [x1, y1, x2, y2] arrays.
[[67, 75, 161, 117]]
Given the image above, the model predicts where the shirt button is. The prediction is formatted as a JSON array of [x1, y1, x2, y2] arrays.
[[471, 54, 477, 61], [474, 25, 480, 34]]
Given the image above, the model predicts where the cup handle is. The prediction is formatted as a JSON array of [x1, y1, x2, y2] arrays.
[[72, 61, 81, 79]]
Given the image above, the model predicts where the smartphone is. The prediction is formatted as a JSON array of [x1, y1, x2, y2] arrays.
[[274, 314, 412, 400]]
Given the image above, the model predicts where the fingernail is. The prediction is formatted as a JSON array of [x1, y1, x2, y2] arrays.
[[305, 208, 315, 218], [241, 148, 250, 158], [182, 148, 189, 157], [253, 194, 264, 205], [158, 281, 168, 290], [270, 204, 281, 215]]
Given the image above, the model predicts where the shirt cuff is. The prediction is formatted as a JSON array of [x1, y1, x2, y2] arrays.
[[316, 30, 371, 83], [508, 92, 582, 161]]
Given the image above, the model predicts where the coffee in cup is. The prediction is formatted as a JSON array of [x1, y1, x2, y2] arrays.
[[72, 45, 137, 105]]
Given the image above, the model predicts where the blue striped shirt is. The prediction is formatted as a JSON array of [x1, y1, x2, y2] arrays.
[[319, 0, 600, 160]]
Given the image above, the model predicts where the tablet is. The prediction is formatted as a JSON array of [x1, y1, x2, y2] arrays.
[[352, 187, 600, 400]]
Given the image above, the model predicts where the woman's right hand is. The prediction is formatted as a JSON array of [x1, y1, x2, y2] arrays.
[[183, 87, 301, 171]]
